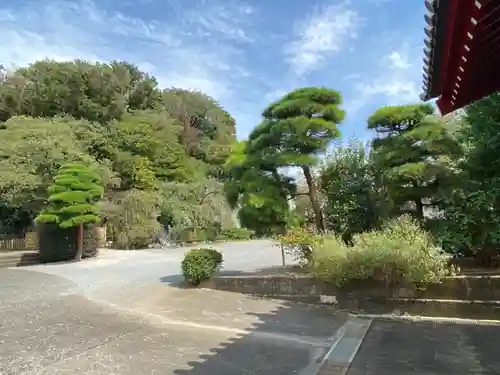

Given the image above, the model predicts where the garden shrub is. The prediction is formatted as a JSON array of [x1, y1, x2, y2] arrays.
[[181, 248, 223, 285], [311, 215, 453, 287], [277, 226, 320, 266], [204, 248, 223, 265], [105, 189, 163, 249], [219, 227, 254, 241]]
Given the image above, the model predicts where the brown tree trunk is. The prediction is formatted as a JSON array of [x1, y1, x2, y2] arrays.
[[301, 165, 325, 233], [75, 223, 84, 261], [414, 199, 424, 220]]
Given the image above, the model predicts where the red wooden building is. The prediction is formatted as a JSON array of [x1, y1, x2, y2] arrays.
[[420, 0, 500, 114]]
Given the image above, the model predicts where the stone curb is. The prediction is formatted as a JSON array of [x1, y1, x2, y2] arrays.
[[315, 317, 372, 375]]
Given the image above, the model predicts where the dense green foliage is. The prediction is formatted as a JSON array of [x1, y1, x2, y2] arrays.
[[2, 57, 500, 275], [224, 141, 296, 236], [104, 189, 163, 249], [36, 164, 104, 228], [433, 94, 500, 263], [0, 59, 237, 249], [368, 104, 460, 219], [246, 87, 345, 232], [320, 141, 391, 244], [181, 248, 223, 285], [310, 215, 451, 287]]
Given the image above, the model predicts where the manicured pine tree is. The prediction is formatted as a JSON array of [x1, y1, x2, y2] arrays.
[[36, 164, 104, 261], [368, 104, 460, 219], [247, 87, 345, 232]]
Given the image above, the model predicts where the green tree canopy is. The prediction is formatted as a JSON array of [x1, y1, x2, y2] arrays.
[[434, 93, 500, 262], [0, 59, 161, 123], [246, 87, 345, 231], [368, 104, 460, 219], [0, 116, 109, 229], [223, 141, 296, 236], [247, 87, 344, 231], [320, 141, 391, 244], [0, 58, 238, 240], [36, 164, 104, 228]]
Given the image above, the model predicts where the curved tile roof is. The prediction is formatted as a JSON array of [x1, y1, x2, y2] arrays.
[[420, 0, 450, 102]]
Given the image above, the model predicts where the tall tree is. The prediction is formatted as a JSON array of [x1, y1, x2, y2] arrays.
[[247, 87, 345, 232], [162, 88, 236, 177], [435, 93, 500, 262], [0, 116, 108, 229], [223, 141, 295, 236], [36, 164, 104, 261], [0, 60, 161, 123], [320, 141, 391, 244], [368, 104, 460, 219]]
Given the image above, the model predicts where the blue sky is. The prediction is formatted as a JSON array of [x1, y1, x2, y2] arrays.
[[0, 0, 427, 142]]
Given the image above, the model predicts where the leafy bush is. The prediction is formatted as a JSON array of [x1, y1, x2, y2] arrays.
[[105, 190, 163, 249], [433, 184, 500, 264], [277, 226, 320, 266], [219, 227, 254, 241], [311, 215, 453, 287], [181, 248, 223, 285], [204, 248, 223, 265], [320, 141, 391, 244]]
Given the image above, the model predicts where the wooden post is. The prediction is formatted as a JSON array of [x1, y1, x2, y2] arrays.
[[281, 243, 286, 266]]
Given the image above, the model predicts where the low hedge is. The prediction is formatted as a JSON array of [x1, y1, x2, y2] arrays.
[[181, 247, 223, 285], [219, 227, 254, 241], [37, 223, 101, 263]]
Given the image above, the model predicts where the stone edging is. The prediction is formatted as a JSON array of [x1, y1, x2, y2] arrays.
[[210, 274, 500, 320]]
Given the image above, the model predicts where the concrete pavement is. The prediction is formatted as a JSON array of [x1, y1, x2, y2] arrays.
[[24, 240, 294, 292], [347, 319, 500, 374], [3, 240, 499, 374], [0, 241, 349, 375]]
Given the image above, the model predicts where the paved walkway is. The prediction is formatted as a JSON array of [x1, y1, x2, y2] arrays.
[[0, 241, 349, 374], [2, 241, 500, 374], [347, 320, 500, 375], [1, 268, 350, 374], [24, 240, 294, 292]]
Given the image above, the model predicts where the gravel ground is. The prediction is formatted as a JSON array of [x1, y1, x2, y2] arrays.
[[25, 239, 294, 294]]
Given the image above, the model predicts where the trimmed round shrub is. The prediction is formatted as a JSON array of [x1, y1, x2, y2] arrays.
[[205, 248, 223, 265], [181, 248, 223, 285]]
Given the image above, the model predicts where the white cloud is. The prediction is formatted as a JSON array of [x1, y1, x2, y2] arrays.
[[345, 42, 421, 115], [0, 0, 255, 103], [387, 51, 412, 69], [284, 2, 361, 78]]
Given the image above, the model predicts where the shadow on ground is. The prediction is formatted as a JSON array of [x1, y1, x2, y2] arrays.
[[170, 300, 343, 375], [159, 268, 500, 375], [348, 320, 500, 375], [156, 269, 345, 375], [158, 265, 303, 285]]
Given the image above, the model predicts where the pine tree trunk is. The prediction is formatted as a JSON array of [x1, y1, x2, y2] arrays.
[[414, 199, 424, 220], [301, 165, 325, 233], [75, 223, 84, 261]]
